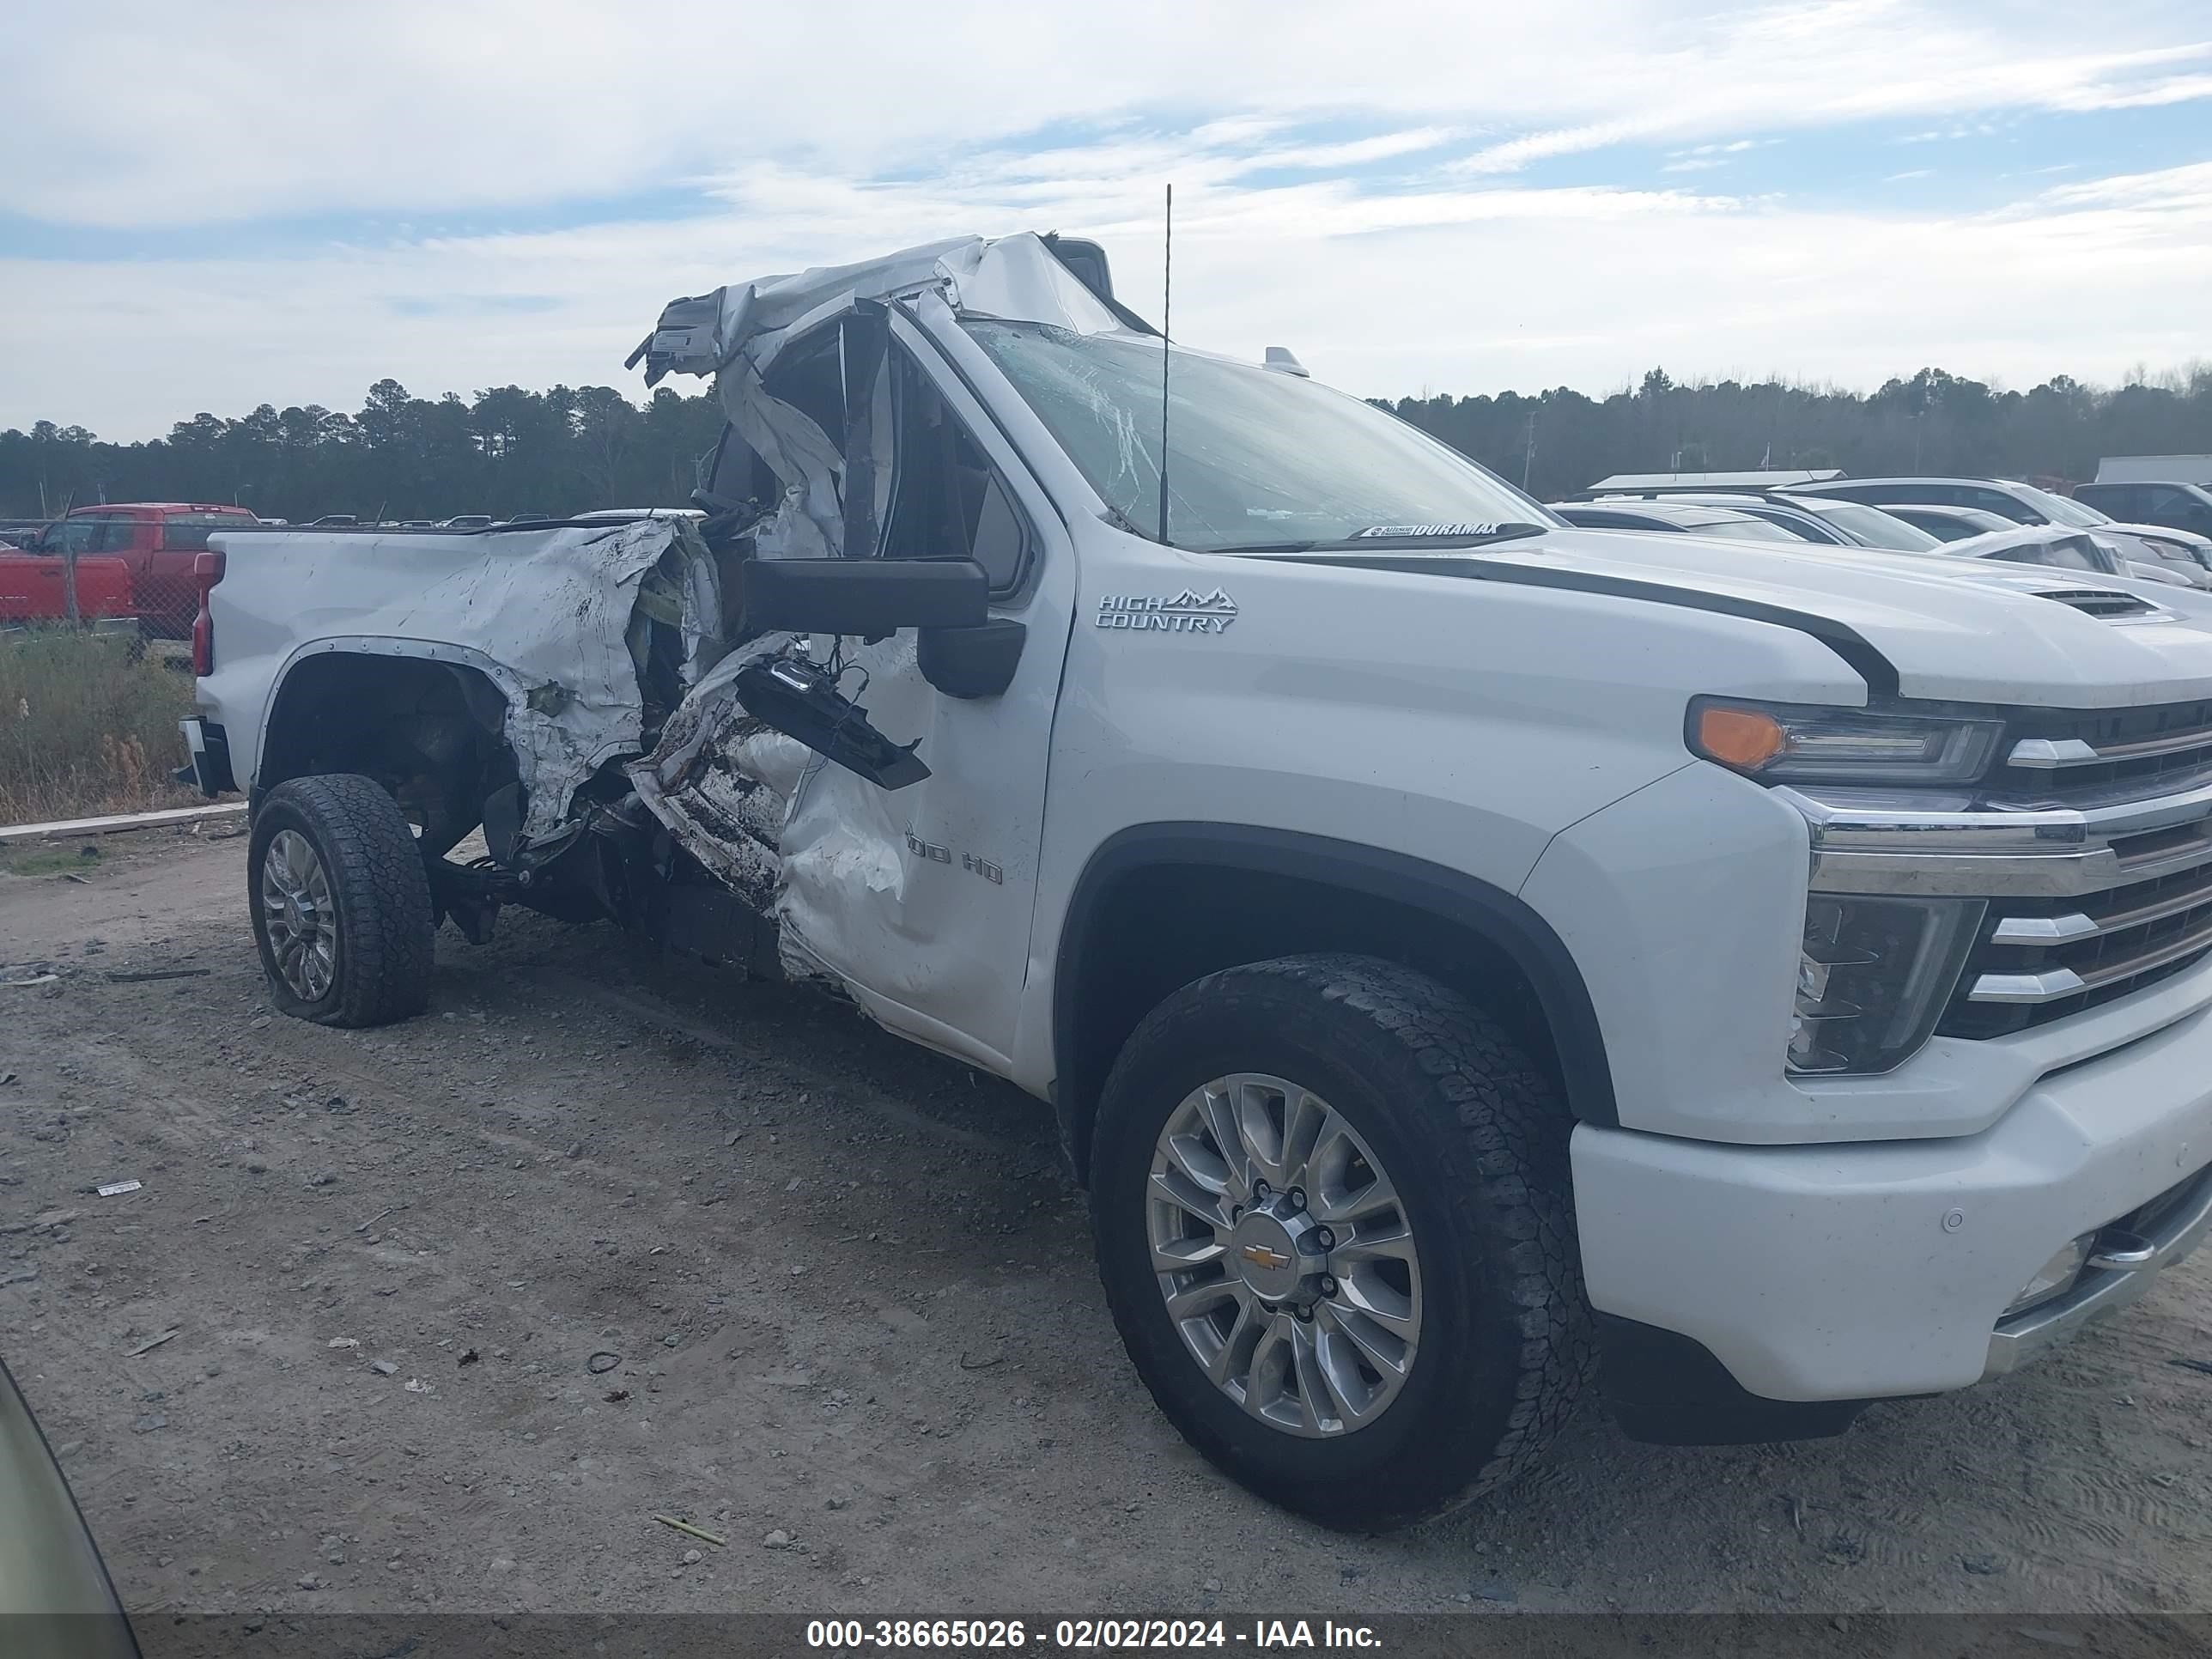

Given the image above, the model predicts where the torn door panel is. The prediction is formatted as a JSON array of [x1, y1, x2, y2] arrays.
[[627, 638, 811, 915]]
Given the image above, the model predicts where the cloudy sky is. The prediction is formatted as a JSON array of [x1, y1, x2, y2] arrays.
[[3, 0, 2209, 438]]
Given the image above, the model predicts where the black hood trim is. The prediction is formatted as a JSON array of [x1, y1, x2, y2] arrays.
[[1264, 551, 1899, 698]]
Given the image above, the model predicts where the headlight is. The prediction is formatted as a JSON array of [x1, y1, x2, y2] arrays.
[[1688, 697, 2002, 786], [1790, 895, 1984, 1074]]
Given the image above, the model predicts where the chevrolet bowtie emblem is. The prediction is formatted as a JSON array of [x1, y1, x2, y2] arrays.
[[1240, 1243, 1291, 1270]]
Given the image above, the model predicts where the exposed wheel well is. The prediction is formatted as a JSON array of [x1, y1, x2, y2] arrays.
[[1050, 826, 1616, 1182], [258, 653, 514, 857]]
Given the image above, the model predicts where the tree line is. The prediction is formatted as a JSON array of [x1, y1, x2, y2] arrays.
[[3, 363, 2210, 523], [1382, 364, 2212, 499], [0, 379, 727, 523]]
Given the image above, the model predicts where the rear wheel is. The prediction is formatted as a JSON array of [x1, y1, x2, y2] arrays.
[[1091, 953, 1589, 1530], [247, 774, 434, 1027]]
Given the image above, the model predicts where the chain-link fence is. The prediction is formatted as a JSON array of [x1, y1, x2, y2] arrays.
[[2, 512, 214, 824]]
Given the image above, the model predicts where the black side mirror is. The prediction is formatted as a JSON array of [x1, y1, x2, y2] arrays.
[[743, 557, 989, 637]]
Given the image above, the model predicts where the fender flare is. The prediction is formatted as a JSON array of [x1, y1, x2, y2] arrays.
[[1051, 823, 1620, 1167], [252, 636, 526, 806]]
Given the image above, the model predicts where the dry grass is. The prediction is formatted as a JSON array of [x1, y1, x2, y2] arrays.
[[0, 629, 204, 824]]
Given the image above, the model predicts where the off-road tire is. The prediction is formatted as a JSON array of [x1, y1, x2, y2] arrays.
[[247, 774, 434, 1027], [1091, 952, 1590, 1531]]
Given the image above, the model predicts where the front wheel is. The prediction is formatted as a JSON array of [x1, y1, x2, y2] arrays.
[[1091, 954, 1589, 1530], [247, 774, 434, 1027]]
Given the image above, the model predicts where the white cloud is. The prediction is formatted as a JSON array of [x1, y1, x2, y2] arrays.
[[4, 2, 2210, 434], [3, 1, 2209, 223], [5, 148, 2208, 439], [2035, 159, 2212, 210]]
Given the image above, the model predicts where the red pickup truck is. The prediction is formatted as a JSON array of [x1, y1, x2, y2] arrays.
[[0, 550, 135, 626], [15, 503, 259, 636]]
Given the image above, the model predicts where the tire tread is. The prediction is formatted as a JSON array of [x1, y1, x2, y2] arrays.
[[251, 774, 434, 1027], [1096, 951, 1592, 1529]]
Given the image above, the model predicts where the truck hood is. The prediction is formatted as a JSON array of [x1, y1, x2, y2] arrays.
[[2106, 520, 2212, 555], [1273, 527, 2212, 709]]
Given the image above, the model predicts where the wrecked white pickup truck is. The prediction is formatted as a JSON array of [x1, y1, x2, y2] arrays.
[[185, 230, 2212, 1529]]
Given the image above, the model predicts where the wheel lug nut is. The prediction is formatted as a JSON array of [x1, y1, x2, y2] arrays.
[[1293, 1304, 1314, 1323], [1286, 1187, 1306, 1212], [1315, 1226, 1334, 1250], [1252, 1181, 1269, 1199], [1320, 1275, 1338, 1297]]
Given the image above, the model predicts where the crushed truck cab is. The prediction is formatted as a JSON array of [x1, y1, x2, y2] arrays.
[[189, 230, 2212, 1529]]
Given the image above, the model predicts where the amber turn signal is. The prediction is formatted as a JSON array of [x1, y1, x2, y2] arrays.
[[1695, 706, 1787, 770]]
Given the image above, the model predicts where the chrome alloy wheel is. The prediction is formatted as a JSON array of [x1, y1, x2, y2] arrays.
[[260, 829, 337, 1001], [1146, 1073, 1424, 1437]]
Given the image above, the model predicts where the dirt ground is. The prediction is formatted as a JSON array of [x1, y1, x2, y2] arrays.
[[3, 827, 2212, 1623]]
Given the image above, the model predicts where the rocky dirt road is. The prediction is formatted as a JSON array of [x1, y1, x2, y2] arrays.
[[3, 828, 2212, 1623]]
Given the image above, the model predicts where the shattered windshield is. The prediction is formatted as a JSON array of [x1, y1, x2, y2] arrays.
[[962, 320, 1557, 551]]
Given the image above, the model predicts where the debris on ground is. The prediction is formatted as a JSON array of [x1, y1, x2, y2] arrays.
[[126, 1328, 181, 1357], [653, 1516, 727, 1548], [105, 968, 210, 983], [370, 1360, 398, 1376], [2168, 1357, 2212, 1376], [1, 1207, 78, 1235], [587, 1351, 622, 1374], [604, 1389, 629, 1402], [404, 1377, 434, 1395], [328, 1337, 360, 1350], [95, 1178, 143, 1197], [132, 1412, 167, 1433], [458, 1347, 481, 1367]]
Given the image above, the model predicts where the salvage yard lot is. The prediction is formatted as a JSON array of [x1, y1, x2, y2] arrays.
[[4, 830, 2212, 1618]]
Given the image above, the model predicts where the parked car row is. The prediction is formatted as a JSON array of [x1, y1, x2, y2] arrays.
[[301, 513, 548, 528], [1794, 477, 2212, 588], [1554, 474, 2212, 594], [2075, 478, 2212, 539]]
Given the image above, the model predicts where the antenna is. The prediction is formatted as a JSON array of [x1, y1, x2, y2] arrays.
[[1157, 182, 1173, 547]]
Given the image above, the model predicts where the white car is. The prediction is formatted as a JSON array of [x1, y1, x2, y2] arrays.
[[1798, 477, 2212, 587], [183, 232, 2212, 1528]]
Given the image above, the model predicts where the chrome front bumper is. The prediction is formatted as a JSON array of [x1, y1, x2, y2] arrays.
[[1984, 1164, 2212, 1376]]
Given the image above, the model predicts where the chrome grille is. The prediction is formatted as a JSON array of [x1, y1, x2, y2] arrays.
[[1796, 713, 2212, 1043], [1998, 699, 2212, 804], [1942, 854, 2212, 1038]]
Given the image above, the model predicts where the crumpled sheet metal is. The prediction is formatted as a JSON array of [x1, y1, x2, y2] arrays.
[[693, 234, 1114, 575], [641, 236, 981, 383], [315, 518, 690, 842], [627, 635, 811, 913], [620, 233, 1124, 987]]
